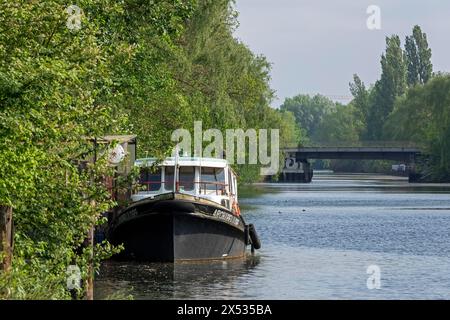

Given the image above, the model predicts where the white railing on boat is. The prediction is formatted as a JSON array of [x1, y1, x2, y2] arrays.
[[138, 180, 228, 196]]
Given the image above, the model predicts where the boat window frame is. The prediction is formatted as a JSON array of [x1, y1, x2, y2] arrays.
[[178, 166, 196, 193], [139, 166, 163, 193], [198, 166, 227, 195], [163, 166, 175, 192], [137, 161, 233, 197], [228, 169, 234, 196]]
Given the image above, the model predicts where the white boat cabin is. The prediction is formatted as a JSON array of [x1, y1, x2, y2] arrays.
[[132, 157, 239, 211]]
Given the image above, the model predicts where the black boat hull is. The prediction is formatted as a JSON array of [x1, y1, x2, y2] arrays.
[[109, 193, 247, 262]]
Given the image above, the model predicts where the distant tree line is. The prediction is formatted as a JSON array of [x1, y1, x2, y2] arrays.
[[281, 25, 449, 181]]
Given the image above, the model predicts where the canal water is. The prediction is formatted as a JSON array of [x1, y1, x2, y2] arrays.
[[95, 174, 450, 299]]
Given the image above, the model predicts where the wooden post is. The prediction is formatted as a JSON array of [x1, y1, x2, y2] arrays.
[[85, 225, 94, 300], [0, 205, 13, 272], [85, 138, 97, 300]]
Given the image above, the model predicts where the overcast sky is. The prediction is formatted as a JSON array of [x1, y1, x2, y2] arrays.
[[234, 0, 450, 107]]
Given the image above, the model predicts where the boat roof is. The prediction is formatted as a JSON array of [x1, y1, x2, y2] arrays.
[[135, 157, 229, 168], [84, 135, 137, 143]]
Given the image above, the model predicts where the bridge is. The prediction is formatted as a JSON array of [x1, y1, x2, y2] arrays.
[[280, 142, 424, 183]]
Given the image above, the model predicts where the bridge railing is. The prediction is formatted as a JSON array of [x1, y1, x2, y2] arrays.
[[283, 141, 424, 149]]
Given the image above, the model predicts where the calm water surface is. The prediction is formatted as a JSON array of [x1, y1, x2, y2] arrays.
[[95, 174, 450, 299]]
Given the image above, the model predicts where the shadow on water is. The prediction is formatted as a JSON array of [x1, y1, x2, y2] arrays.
[[95, 254, 261, 300]]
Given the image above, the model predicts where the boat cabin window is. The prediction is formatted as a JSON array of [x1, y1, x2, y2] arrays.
[[164, 166, 175, 191], [163, 166, 195, 192], [200, 167, 226, 194], [139, 167, 162, 192], [179, 166, 195, 192], [139, 165, 227, 194]]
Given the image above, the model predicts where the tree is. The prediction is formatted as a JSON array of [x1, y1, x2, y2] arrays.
[[405, 34, 420, 86], [405, 25, 433, 86], [312, 103, 361, 143], [280, 94, 336, 140], [384, 74, 450, 181], [366, 35, 407, 140], [349, 74, 370, 139], [0, 0, 130, 298]]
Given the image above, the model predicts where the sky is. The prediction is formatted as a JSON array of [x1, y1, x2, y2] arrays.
[[233, 0, 450, 107]]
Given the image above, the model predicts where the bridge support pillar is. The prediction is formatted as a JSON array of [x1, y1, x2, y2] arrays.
[[300, 159, 313, 183], [297, 159, 313, 183], [408, 156, 421, 182]]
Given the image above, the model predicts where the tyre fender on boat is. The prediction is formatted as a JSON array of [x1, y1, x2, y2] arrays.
[[248, 223, 261, 250]]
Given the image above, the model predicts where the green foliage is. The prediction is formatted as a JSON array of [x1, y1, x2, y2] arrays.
[[279, 93, 359, 146], [313, 103, 361, 143], [280, 94, 336, 139], [366, 35, 407, 140], [405, 25, 433, 86], [119, 0, 300, 181], [1, 0, 301, 298], [0, 0, 130, 299], [347, 25, 448, 179], [384, 75, 450, 181], [361, 26, 432, 141], [349, 74, 370, 139]]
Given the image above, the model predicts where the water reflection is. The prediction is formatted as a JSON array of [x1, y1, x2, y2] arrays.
[[95, 255, 260, 300]]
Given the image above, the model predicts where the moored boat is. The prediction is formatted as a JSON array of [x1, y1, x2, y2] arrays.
[[109, 156, 260, 262]]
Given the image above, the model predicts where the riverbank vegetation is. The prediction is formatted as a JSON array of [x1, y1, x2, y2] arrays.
[[0, 0, 299, 299], [281, 25, 450, 181]]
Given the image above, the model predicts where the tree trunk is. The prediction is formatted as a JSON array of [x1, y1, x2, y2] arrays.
[[0, 205, 13, 272]]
